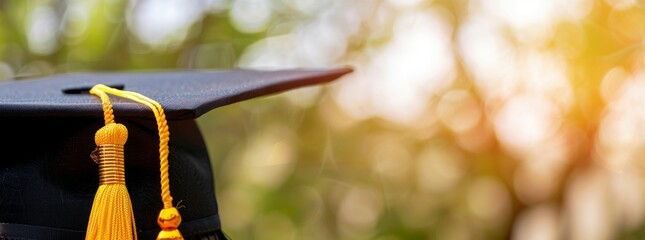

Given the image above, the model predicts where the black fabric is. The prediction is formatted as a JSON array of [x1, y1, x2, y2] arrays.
[[0, 118, 220, 235], [0, 68, 352, 120]]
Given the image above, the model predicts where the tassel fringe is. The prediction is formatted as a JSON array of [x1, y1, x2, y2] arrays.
[[86, 184, 137, 240]]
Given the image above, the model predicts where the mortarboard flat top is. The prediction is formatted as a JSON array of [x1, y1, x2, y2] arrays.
[[0, 68, 352, 119], [0, 67, 351, 240]]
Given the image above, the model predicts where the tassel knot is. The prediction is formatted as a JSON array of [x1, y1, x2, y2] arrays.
[[157, 207, 183, 240]]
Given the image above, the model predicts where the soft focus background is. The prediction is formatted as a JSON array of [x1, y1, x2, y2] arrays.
[[3, 0, 645, 239]]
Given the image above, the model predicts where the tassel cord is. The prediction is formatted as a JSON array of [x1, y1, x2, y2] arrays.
[[92, 84, 173, 208]]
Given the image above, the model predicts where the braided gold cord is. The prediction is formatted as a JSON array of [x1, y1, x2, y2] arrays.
[[91, 84, 174, 209]]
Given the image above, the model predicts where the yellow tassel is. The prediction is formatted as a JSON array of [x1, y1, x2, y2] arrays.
[[87, 87, 138, 240], [90, 84, 184, 240]]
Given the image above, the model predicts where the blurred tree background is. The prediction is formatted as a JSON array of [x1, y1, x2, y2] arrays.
[[4, 0, 645, 239]]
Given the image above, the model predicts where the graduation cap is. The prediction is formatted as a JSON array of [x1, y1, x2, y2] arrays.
[[0, 68, 351, 240]]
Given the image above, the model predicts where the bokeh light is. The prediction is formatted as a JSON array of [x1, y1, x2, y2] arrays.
[[8, 0, 645, 239]]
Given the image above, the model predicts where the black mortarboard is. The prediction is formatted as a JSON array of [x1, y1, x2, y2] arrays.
[[0, 68, 351, 240]]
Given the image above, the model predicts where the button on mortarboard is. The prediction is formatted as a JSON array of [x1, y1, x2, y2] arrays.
[[0, 68, 351, 239]]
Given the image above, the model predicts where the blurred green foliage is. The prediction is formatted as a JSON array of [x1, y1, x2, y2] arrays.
[[6, 0, 645, 240]]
